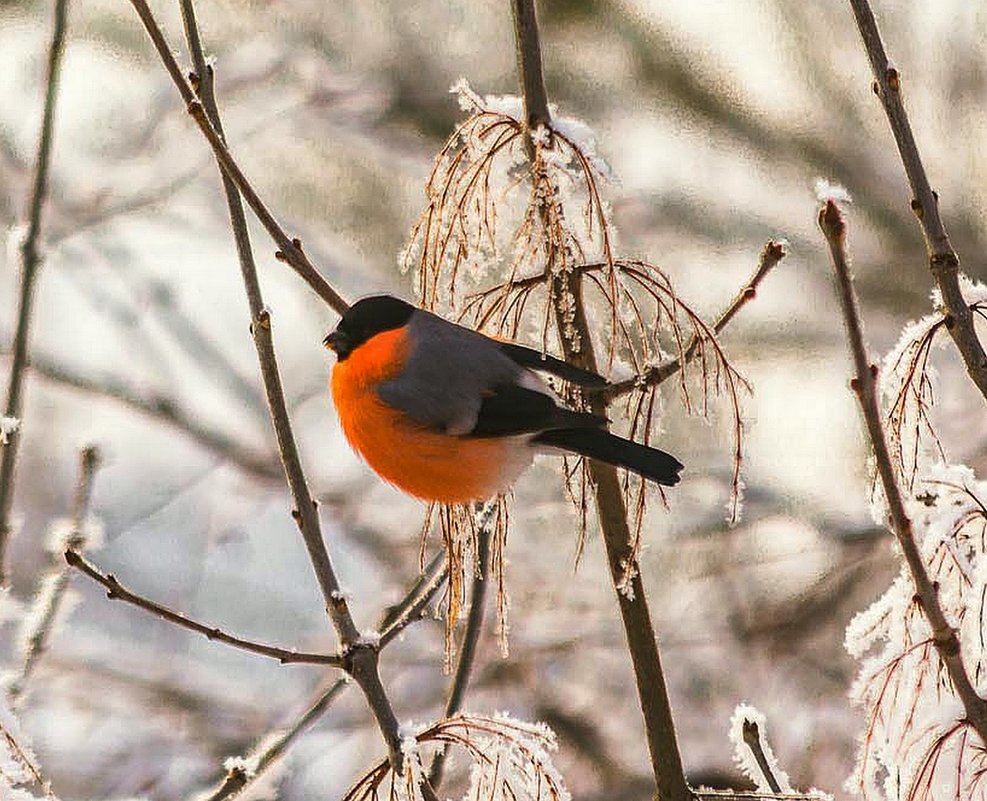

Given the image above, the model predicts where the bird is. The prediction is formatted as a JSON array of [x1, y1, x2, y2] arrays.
[[324, 295, 683, 504]]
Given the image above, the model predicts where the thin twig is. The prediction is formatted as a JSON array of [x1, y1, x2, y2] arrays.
[[604, 241, 786, 401], [847, 0, 987, 404], [510, 2, 690, 799], [196, 551, 449, 801], [64, 548, 343, 666], [6, 349, 280, 482], [428, 504, 495, 789], [127, 0, 348, 316], [741, 720, 782, 794], [172, 0, 405, 771], [9, 446, 100, 700], [820, 198, 987, 744], [0, 0, 70, 582]]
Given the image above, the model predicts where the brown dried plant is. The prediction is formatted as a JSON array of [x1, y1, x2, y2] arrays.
[[401, 82, 748, 594], [341, 713, 568, 801], [420, 498, 509, 667]]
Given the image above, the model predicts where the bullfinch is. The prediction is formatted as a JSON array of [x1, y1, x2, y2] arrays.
[[324, 295, 683, 504]]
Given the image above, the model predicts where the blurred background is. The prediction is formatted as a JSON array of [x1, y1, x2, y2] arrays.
[[1, 0, 986, 798]]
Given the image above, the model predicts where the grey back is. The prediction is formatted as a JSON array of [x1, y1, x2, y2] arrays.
[[376, 309, 523, 435]]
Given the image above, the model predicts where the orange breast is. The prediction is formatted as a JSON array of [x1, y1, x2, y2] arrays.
[[331, 327, 525, 504]]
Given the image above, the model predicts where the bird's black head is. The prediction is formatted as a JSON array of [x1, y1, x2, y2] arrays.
[[323, 295, 416, 360]]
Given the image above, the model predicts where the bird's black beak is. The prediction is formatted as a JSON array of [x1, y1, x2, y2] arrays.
[[323, 329, 349, 358]]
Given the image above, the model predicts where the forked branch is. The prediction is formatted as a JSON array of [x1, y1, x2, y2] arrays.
[[820, 198, 987, 744], [847, 0, 987, 404]]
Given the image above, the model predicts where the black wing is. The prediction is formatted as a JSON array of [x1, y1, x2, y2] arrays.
[[498, 342, 608, 388], [468, 384, 606, 438]]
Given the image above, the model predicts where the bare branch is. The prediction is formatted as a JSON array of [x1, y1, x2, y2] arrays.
[[428, 503, 495, 789], [197, 550, 449, 801], [847, 0, 987, 404], [0, 0, 70, 582], [198, 678, 349, 801], [820, 198, 987, 744], [125, 0, 349, 317], [64, 548, 343, 667], [741, 720, 782, 795]]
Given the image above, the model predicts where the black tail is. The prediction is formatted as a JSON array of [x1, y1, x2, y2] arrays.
[[533, 428, 683, 486]]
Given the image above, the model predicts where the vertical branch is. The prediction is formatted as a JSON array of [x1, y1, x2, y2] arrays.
[[511, 0, 550, 131], [174, 0, 406, 773], [820, 199, 987, 744], [847, 0, 987, 403], [0, 0, 71, 582], [510, 3, 690, 799]]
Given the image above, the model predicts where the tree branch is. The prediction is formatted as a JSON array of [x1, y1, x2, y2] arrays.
[[820, 198, 987, 744], [847, 0, 987, 403], [171, 0, 406, 771], [603, 241, 786, 401], [510, 3, 689, 799], [196, 550, 448, 801], [0, 0, 70, 582], [64, 548, 343, 667]]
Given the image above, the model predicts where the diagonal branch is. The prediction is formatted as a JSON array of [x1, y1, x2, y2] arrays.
[[195, 550, 448, 801], [126, 0, 348, 317], [603, 241, 785, 401], [0, 0, 70, 582], [847, 0, 987, 404], [820, 198, 987, 744], [65, 548, 344, 667]]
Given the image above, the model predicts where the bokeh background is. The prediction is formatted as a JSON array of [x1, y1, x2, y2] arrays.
[[2, 0, 986, 798]]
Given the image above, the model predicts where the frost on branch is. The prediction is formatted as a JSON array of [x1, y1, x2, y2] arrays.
[[0, 417, 20, 445], [728, 704, 794, 794], [847, 464, 987, 800], [420, 498, 509, 669], [341, 713, 569, 801]]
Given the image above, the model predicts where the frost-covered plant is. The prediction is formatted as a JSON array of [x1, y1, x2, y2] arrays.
[[880, 276, 987, 492], [342, 713, 568, 801], [401, 80, 748, 630], [847, 465, 987, 801]]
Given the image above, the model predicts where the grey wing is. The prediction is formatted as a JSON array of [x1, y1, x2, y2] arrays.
[[376, 310, 523, 436]]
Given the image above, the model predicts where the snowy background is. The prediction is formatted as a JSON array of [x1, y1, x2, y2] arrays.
[[1, 0, 986, 798]]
